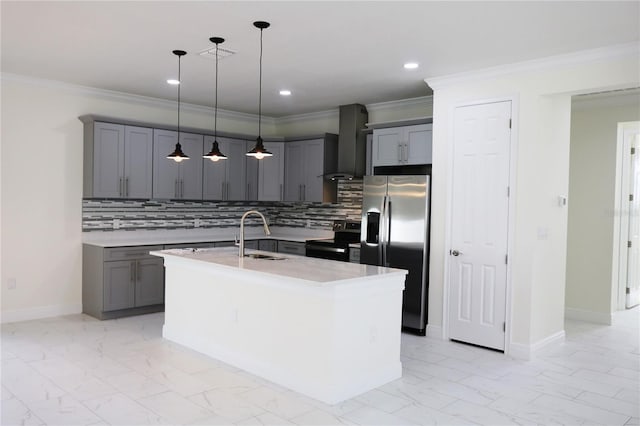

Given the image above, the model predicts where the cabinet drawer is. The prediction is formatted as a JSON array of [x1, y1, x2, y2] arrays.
[[104, 245, 163, 261], [277, 240, 306, 255], [258, 239, 277, 252]]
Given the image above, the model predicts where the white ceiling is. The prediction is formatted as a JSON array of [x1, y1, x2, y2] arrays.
[[1, 1, 638, 117]]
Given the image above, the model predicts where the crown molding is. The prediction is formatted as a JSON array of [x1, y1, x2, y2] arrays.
[[0, 72, 276, 125], [425, 42, 640, 90], [275, 108, 339, 124], [365, 95, 433, 112]]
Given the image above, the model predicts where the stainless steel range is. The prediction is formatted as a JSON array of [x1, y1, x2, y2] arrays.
[[305, 221, 361, 262]]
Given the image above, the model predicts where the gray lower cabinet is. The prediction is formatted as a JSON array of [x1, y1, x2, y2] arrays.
[[83, 244, 165, 320], [277, 240, 306, 256], [258, 239, 277, 252], [349, 247, 361, 263]]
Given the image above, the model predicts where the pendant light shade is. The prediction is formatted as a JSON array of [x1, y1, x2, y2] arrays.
[[167, 49, 189, 162], [204, 37, 228, 162], [246, 21, 272, 160]]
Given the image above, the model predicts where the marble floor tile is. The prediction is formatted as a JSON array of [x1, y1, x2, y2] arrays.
[[28, 394, 102, 426], [1, 307, 637, 426], [137, 390, 214, 425], [83, 392, 170, 425]]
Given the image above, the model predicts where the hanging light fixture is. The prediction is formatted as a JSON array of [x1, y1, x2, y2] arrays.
[[203, 37, 228, 162], [167, 49, 189, 162], [246, 21, 272, 160]]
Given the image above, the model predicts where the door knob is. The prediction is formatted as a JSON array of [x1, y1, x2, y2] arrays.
[[451, 250, 462, 256]]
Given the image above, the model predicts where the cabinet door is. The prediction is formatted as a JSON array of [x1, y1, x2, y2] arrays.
[[178, 133, 203, 199], [153, 129, 181, 198], [135, 258, 165, 307], [277, 240, 306, 255], [372, 128, 402, 167], [123, 126, 153, 199], [103, 261, 135, 311], [258, 142, 285, 201], [405, 124, 432, 165], [258, 239, 277, 252], [202, 136, 227, 200], [225, 139, 248, 200], [284, 142, 304, 201], [93, 122, 124, 198], [245, 140, 259, 201], [303, 139, 324, 202]]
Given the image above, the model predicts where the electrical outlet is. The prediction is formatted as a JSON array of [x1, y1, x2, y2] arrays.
[[113, 219, 121, 230], [7, 278, 16, 290], [194, 218, 201, 228]]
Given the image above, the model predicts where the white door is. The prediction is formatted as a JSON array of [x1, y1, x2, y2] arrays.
[[626, 134, 640, 308], [449, 101, 511, 351]]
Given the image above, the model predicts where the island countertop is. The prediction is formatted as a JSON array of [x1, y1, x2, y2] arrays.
[[150, 246, 406, 287]]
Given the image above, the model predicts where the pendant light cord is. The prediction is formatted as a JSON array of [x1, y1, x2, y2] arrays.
[[214, 42, 219, 137], [258, 27, 263, 138], [177, 55, 181, 138]]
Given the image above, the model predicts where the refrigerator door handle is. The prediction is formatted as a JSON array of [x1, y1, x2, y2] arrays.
[[382, 195, 391, 266]]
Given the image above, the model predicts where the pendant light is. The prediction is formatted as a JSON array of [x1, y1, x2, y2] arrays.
[[246, 21, 272, 160], [203, 37, 228, 162], [167, 49, 189, 162]]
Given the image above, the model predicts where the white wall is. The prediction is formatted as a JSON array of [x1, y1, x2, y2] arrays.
[[0, 75, 272, 321], [426, 44, 639, 354], [565, 94, 640, 323]]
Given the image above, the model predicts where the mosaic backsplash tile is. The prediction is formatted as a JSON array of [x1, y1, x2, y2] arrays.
[[83, 179, 363, 232]]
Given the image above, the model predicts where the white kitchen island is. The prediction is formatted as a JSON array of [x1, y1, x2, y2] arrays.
[[150, 247, 407, 404]]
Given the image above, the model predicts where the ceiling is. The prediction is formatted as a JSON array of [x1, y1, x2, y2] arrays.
[[1, 1, 638, 117]]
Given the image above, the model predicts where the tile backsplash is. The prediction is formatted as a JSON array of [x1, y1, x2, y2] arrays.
[[83, 179, 363, 232]]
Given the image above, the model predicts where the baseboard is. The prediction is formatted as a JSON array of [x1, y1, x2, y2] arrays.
[[508, 330, 566, 360], [426, 324, 444, 339], [1, 303, 82, 324], [565, 307, 612, 325]]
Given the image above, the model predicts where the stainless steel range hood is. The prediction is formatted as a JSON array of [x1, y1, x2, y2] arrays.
[[325, 104, 368, 180]]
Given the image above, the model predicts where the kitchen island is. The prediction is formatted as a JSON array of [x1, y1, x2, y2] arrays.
[[150, 247, 407, 404]]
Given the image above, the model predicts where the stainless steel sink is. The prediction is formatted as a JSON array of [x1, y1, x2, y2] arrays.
[[245, 253, 286, 260]]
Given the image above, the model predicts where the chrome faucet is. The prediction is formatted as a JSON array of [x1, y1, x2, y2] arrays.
[[238, 210, 271, 257]]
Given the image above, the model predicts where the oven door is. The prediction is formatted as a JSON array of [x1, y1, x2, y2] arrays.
[[305, 242, 349, 262]]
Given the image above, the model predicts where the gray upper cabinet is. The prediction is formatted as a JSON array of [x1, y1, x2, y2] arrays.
[[257, 142, 285, 201], [153, 130, 203, 199], [372, 124, 432, 167], [83, 122, 153, 198], [203, 136, 247, 200], [284, 135, 338, 203]]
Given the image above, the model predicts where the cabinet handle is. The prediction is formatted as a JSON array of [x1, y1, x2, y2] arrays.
[[404, 143, 409, 162], [298, 184, 302, 201], [125, 177, 129, 197], [221, 181, 225, 200], [227, 182, 230, 200], [280, 184, 283, 201], [247, 183, 250, 199], [181, 180, 184, 198], [119, 177, 123, 197], [398, 144, 402, 162], [136, 261, 140, 281], [131, 261, 136, 282], [174, 180, 179, 198], [303, 184, 306, 201]]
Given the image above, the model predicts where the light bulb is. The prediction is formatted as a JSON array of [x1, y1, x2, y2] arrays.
[[255, 153, 265, 160], [209, 156, 220, 162], [173, 157, 184, 163]]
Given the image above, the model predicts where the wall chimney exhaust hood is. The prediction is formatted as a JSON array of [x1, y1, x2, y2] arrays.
[[325, 104, 368, 180]]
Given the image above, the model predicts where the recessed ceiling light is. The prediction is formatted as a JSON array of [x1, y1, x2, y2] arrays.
[[279, 90, 291, 96], [167, 79, 180, 85], [404, 62, 419, 70]]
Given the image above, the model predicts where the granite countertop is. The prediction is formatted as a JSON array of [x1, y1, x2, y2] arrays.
[[151, 247, 406, 286], [82, 226, 333, 248]]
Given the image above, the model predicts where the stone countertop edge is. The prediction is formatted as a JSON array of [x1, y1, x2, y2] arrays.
[[82, 226, 334, 248], [151, 247, 407, 287]]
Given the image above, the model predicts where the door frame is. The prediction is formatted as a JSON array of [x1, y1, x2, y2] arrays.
[[614, 121, 640, 310], [442, 95, 519, 355]]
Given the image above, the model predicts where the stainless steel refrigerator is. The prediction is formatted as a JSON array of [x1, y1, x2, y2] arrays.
[[360, 175, 430, 335]]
